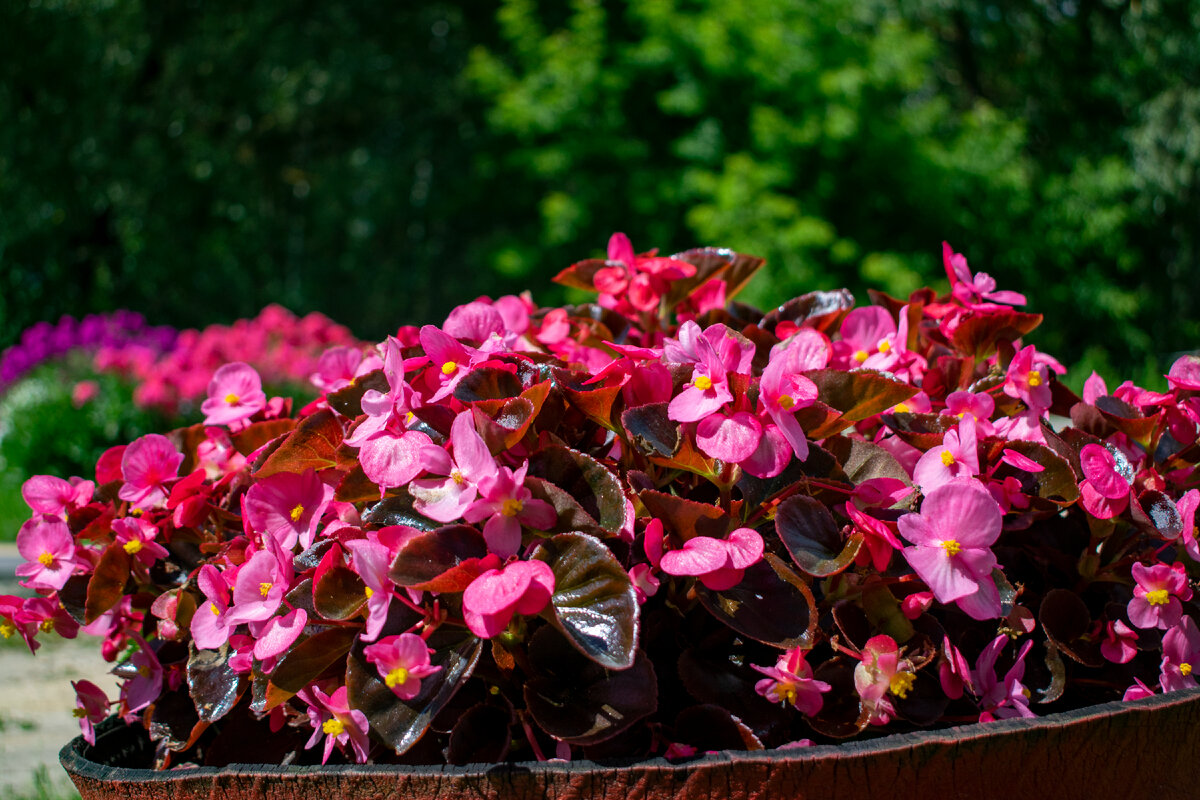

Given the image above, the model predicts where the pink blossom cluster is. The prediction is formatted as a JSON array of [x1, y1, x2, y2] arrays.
[[93, 304, 367, 413], [5, 234, 1200, 767]]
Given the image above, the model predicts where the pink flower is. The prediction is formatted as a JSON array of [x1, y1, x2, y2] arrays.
[[593, 232, 696, 314], [121, 638, 163, 713], [832, 306, 895, 369], [1167, 355, 1200, 392], [1003, 345, 1052, 413], [943, 242, 1027, 309], [667, 335, 736, 424], [853, 635, 917, 725], [345, 527, 422, 642], [409, 411, 499, 523], [201, 362, 267, 426], [191, 564, 235, 650], [759, 329, 825, 461], [362, 633, 442, 700], [1160, 617, 1200, 693], [845, 503, 901, 572], [111, 517, 169, 568], [695, 410, 763, 463], [15, 516, 76, 591], [1127, 561, 1191, 630], [72, 680, 111, 746], [751, 647, 831, 716], [462, 559, 555, 639], [463, 463, 556, 558], [1124, 678, 1157, 702], [1077, 443, 1132, 519], [117, 433, 184, 510], [225, 549, 289, 625], [21, 475, 93, 518], [310, 345, 369, 393], [300, 684, 371, 764], [972, 634, 1035, 721], [912, 416, 980, 493], [419, 325, 482, 402], [252, 608, 308, 661], [897, 478, 1003, 620], [243, 469, 335, 551], [1100, 619, 1139, 664], [658, 528, 763, 591], [1178, 489, 1200, 562]]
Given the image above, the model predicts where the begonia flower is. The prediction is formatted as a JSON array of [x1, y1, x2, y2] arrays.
[[1160, 616, 1200, 693], [913, 416, 980, 493], [201, 362, 267, 427], [463, 463, 556, 558], [243, 468, 335, 551], [1101, 619, 1139, 664], [72, 680, 111, 746], [1127, 561, 1191, 630], [854, 635, 917, 725], [409, 410, 499, 523], [462, 559, 555, 639], [15, 516, 76, 591], [363, 633, 442, 700], [21, 475, 94, 519], [117, 433, 184, 510], [751, 647, 831, 715], [300, 684, 371, 764], [659, 528, 763, 591], [1078, 443, 1133, 520], [972, 634, 1035, 721]]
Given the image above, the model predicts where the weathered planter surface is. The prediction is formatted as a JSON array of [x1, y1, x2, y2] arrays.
[[62, 687, 1200, 800]]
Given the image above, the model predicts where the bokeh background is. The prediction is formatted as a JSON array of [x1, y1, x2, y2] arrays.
[[2, 0, 1198, 532]]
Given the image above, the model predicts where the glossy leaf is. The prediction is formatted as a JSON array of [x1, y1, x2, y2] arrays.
[[622, 402, 716, 474], [453, 365, 523, 403], [696, 559, 814, 648], [554, 367, 624, 430], [804, 368, 918, 423], [187, 642, 243, 723], [327, 368, 389, 418], [524, 626, 656, 745], [950, 309, 1044, 358], [334, 464, 381, 503], [1039, 589, 1102, 666], [667, 247, 766, 306], [527, 445, 626, 535], [987, 439, 1080, 504], [761, 289, 856, 335], [267, 627, 359, 698], [824, 436, 913, 488], [776, 494, 862, 577], [388, 525, 492, 593], [524, 476, 605, 537], [362, 490, 439, 531], [638, 489, 730, 541], [346, 626, 482, 755], [85, 543, 131, 624], [313, 564, 368, 621], [444, 703, 512, 765], [532, 532, 640, 669], [253, 408, 347, 478], [673, 704, 764, 751], [807, 658, 871, 738], [230, 419, 297, 457], [552, 257, 609, 291]]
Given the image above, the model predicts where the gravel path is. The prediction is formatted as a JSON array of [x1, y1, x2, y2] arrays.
[[1, 544, 116, 797]]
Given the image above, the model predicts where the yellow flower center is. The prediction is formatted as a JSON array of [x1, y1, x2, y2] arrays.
[[878, 338, 892, 353], [259, 581, 273, 598], [1182, 663, 1193, 677], [322, 718, 345, 737], [0, 622, 15, 639], [441, 361, 458, 376], [72, 707, 87, 719], [940, 450, 956, 467], [138, 665, 151, 678], [778, 683, 799, 707], [40, 619, 55, 633], [123, 539, 144, 555], [1027, 371, 1042, 387], [694, 375, 713, 391], [225, 392, 240, 405], [289, 504, 305, 522], [501, 498, 524, 518], [778, 395, 794, 410], [942, 540, 962, 557], [893, 402, 911, 414], [889, 670, 916, 699], [1145, 589, 1171, 606], [853, 350, 869, 364], [385, 667, 410, 688], [130, 507, 143, 517], [451, 469, 466, 486], [37, 551, 55, 567], [365, 586, 374, 600], [210, 602, 220, 616]]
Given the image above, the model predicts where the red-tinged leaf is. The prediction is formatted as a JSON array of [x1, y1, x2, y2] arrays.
[[1094, 396, 1159, 442], [85, 543, 131, 623], [804, 368, 918, 423], [985, 438, 1080, 504], [1040, 589, 1103, 667], [950, 309, 1044, 359], [167, 424, 210, 476], [525, 476, 605, 537], [471, 395, 537, 453], [388, 525, 492, 592], [230, 419, 297, 457], [622, 402, 717, 475], [362, 489, 439, 531], [524, 626, 656, 745], [638, 489, 730, 541], [335, 464, 380, 503], [791, 400, 848, 440], [527, 445, 627, 535], [823, 437, 913, 487], [696, 559, 814, 648], [314, 565, 368, 621], [347, 626, 483, 755], [673, 705, 764, 752], [253, 409, 346, 478], [667, 248, 766, 307], [761, 289, 856, 335], [187, 642, 243, 723], [880, 412, 954, 450], [532, 533, 639, 670], [553, 367, 624, 430], [807, 658, 871, 737], [327, 369, 390, 418], [445, 703, 512, 765], [552, 257, 609, 291], [148, 686, 202, 752], [454, 365, 523, 403], [776, 494, 862, 577], [267, 626, 359, 697]]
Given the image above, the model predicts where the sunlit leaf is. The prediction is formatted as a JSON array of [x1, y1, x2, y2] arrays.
[[253, 409, 347, 478], [85, 543, 130, 623], [188, 642, 243, 723], [527, 445, 627, 535], [776, 494, 862, 577]]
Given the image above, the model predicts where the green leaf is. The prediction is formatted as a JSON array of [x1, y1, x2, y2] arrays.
[[532, 532, 639, 670], [776, 494, 862, 577]]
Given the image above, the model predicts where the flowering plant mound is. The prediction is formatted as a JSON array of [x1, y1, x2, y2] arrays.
[[6, 234, 1200, 768]]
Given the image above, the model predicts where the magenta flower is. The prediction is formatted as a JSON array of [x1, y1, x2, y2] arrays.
[[0, 595, 40, 653], [111, 517, 169, 568], [832, 306, 895, 368], [667, 339, 735, 423], [120, 638, 163, 713], [419, 325, 482, 402], [252, 608, 308, 661], [759, 329, 824, 461], [118, 433, 184, 509], [845, 503, 902, 572], [300, 684, 371, 764], [463, 463, 556, 558], [362, 633, 442, 700], [21, 475, 93, 518], [897, 478, 1003, 620], [191, 564, 235, 650], [1127, 561, 1191, 630], [345, 530, 418, 642], [225, 549, 288, 626], [1078, 443, 1132, 519], [751, 647, 831, 715], [972, 634, 1035, 721], [853, 635, 916, 725], [1003, 345, 1052, 413], [912, 416, 980, 493], [201, 362, 267, 427], [243, 468, 335, 551], [1160, 617, 1200, 693], [695, 410, 762, 463], [15, 516, 76, 591], [1178, 489, 1200, 562], [462, 559, 555, 639], [1167, 354, 1200, 392], [658, 527, 763, 591], [410, 410, 499, 523], [593, 232, 696, 314], [1101, 619, 1139, 664], [71, 680, 111, 746], [943, 242, 1027, 309]]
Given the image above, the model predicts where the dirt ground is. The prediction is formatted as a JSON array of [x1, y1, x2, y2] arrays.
[[1, 553, 118, 797]]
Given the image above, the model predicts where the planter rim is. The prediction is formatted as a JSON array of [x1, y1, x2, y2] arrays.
[[60, 685, 1200, 782]]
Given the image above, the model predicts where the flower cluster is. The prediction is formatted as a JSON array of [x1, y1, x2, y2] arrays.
[[94, 304, 366, 413], [5, 235, 1200, 768]]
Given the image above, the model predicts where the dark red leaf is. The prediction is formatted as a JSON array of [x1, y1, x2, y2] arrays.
[[85, 543, 131, 623], [776, 494, 862, 577], [253, 409, 347, 478]]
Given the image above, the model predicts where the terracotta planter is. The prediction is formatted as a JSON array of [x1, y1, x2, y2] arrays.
[[61, 687, 1200, 800]]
